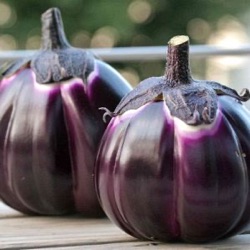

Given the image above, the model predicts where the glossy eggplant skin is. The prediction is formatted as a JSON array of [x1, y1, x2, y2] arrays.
[[0, 59, 131, 216], [95, 96, 250, 242]]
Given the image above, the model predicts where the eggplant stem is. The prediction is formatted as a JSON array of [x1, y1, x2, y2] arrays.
[[41, 7, 70, 50], [165, 35, 192, 87]]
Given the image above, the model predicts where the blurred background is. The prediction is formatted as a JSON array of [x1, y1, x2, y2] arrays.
[[0, 0, 250, 108]]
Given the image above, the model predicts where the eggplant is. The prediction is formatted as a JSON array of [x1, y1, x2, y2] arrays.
[[95, 35, 250, 242], [0, 8, 132, 216]]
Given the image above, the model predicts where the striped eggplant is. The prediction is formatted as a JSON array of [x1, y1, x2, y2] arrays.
[[95, 35, 250, 242], [0, 8, 132, 216]]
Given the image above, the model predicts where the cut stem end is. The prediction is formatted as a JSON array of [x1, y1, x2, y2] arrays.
[[168, 35, 189, 46]]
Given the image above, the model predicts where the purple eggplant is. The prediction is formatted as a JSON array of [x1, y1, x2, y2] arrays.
[[0, 8, 132, 216], [95, 35, 250, 242]]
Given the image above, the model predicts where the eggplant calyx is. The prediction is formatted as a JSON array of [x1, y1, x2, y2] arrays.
[[205, 81, 250, 102], [1, 57, 32, 78], [163, 83, 218, 125], [1, 8, 95, 84], [162, 35, 249, 124], [99, 107, 117, 123], [99, 35, 249, 125], [240, 88, 250, 101], [112, 77, 166, 115], [31, 8, 95, 84]]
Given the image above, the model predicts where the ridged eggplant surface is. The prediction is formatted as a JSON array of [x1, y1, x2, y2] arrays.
[[0, 8, 131, 215], [95, 36, 250, 242]]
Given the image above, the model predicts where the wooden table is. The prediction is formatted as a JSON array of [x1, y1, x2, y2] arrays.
[[1, 202, 250, 249]]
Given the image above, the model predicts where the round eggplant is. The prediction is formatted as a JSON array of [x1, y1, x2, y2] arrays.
[[95, 35, 250, 242], [0, 8, 132, 216]]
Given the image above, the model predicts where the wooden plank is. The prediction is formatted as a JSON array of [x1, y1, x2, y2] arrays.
[[0, 202, 135, 249], [1, 202, 250, 249], [42, 236, 250, 250]]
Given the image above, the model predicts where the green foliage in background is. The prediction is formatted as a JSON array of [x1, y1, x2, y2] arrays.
[[2, 0, 249, 48], [1, 0, 250, 84]]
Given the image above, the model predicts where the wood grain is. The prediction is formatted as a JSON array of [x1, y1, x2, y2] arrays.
[[1, 202, 250, 249]]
